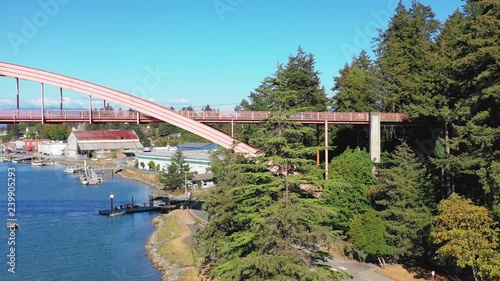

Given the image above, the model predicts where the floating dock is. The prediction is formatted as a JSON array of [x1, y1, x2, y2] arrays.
[[98, 206, 162, 215], [98, 199, 194, 216]]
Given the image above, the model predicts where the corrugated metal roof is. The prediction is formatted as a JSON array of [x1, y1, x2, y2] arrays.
[[192, 173, 214, 181], [73, 130, 140, 141], [136, 150, 211, 161], [78, 141, 143, 151], [178, 142, 213, 149]]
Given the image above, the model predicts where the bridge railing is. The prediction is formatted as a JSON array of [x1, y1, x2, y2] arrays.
[[0, 110, 144, 120], [176, 111, 374, 122]]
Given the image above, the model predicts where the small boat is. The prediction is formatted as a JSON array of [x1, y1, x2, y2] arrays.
[[6, 222, 20, 229], [64, 166, 77, 173], [109, 210, 126, 217], [31, 160, 46, 166]]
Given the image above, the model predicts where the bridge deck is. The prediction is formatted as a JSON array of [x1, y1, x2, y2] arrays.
[[0, 110, 408, 124]]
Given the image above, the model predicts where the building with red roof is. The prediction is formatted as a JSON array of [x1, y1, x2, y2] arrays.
[[65, 130, 143, 159]]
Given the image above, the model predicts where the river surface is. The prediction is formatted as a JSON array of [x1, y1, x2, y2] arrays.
[[0, 162, 161, 280]]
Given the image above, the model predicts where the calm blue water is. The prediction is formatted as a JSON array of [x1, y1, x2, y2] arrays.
[[0, 163, 161, 281]]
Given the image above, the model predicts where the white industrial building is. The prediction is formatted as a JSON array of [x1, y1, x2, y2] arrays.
[[135, 150, 211, 174], [38, 142, 67, 156]]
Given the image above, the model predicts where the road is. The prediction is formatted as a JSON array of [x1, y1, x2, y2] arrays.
[[326, 257, 395, 281]]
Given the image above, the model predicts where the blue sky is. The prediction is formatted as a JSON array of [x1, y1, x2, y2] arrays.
[[0, 0, 463, 110]]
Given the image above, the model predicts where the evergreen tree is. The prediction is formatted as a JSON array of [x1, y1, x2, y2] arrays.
[[443, 0, 500, 210], [373, 143, 432, 260], [195, 109, 346, 280], [375, 1, 440, 113], [348, 209, 393, 268], [239, 47, 328, 149], [331, 50, 380, 112], [323, 149, 375, 232], [158, 150, 190, 191]]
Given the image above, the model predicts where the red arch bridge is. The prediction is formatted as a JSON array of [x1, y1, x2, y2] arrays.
[[0, 62, 408, 171]]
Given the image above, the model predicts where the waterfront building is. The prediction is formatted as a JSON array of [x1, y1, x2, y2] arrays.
[[177, 142, 218, 151], [38, 141, 67, 156], [23, 139, 48, 152], [135, 142, 215, 175], [65, 130, 144, 159]]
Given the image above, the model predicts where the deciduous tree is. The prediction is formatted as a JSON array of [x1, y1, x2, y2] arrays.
[[432, 193, 500, 281]]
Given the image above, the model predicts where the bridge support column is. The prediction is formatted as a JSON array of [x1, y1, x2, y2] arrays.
[[59, 87, 63, 111], [324, 120, 328, 180], [316, 124, 320, 167], [88, 95, 92, 124], [41, 83, 45, 124], [231, 120, 234, 138], [369, 112, 381, 163], [16, 78, 20, 115]]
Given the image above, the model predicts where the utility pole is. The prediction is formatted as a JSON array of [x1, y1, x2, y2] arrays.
[[184, 171, 188, 200]]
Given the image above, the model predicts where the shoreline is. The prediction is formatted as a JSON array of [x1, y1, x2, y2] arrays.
[[49, 157, 188, 280], [116, 168, 199, 280]]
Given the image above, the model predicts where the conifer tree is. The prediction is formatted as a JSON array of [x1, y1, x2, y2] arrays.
[[443, 0, 500, 210], [195, 59, 345, 280], [373, 143, 431, 259], [331, 50, 380, 112], [375, 1, 440, 113]]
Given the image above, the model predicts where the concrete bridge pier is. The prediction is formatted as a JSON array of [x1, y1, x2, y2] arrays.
[[369, 112, 381, 163]]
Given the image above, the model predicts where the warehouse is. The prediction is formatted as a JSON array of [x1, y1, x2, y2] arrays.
[[65, 130, 143, 159]]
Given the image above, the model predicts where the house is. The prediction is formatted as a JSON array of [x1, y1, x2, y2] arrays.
[[23, 139, 47, 152], [65, 130, 144, 159], [191, 173, 215, 188]]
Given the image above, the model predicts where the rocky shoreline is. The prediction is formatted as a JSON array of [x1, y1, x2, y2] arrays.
[[146, 215, 176, 281]]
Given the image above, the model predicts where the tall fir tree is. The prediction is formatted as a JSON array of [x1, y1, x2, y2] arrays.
[[444, 0, 500, 211], [331, 50, 380, 112], [375, 1, 440, 113], [372, 143, 432, 260]]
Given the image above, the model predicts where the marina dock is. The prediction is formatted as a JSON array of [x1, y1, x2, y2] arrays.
[[98, 198, 195, 216]]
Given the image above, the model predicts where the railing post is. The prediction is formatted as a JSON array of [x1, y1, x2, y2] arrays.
[[41, 83, 45, 124], [16, 78, 20, 115], [324, 120, 329, 180], [231, 119, 234, 138], [88, 95, 92, 124]]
